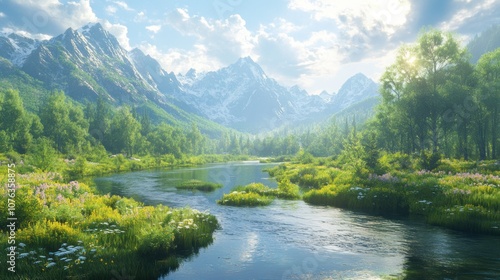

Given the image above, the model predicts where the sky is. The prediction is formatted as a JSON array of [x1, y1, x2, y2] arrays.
[[1, 0, 500, 94]]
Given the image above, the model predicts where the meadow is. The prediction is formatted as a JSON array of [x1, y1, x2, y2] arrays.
[[266, 154, 500, 235]]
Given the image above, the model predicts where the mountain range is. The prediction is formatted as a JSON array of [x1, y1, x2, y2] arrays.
[[0, 23, 379, 134]]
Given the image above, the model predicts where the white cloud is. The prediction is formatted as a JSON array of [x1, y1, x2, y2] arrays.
[[164, 8, 254, 65], [0, 27, 52, 40], [440, 0, 497, 32], [289, 0, 411, 37], [113, 1, 134, 11], [0, 12, 5, 18], [146, 25, 162, 33], [134, 11, 147, 22], [8, 0, 132, 50], [139, 43, 221, 75], [102, 21, 131, 50], [255, 22, 344, 93], [106, 5, 117, 15], [11, 0, 98, 31]]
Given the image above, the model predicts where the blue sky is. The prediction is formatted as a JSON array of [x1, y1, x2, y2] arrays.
[[1, 0, 500, 94]]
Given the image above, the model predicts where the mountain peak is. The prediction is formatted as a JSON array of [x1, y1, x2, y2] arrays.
[[78, 22, 103, 34], [237, 56, 256, 64], [228, 56, 268, 80], [185, 68, 197, 78], [349, 72, 369, 81], [330, 73, 379, 111]]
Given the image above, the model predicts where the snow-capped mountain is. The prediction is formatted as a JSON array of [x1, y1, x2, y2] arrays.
[[319, 90, 333, 102], [129, 48, 184, 99], [177, 57, 379, 132], [0, 22, 380, 134], [0, 33, 41, 66], [181, 57, 301, 132], [329, 73, 379, 112], [177, 68, 206, 89], [21, 23, 155, 102]]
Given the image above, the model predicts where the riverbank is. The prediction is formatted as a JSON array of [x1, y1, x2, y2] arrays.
[[0, 167, 219, 279], [266, 157, 500, 235]]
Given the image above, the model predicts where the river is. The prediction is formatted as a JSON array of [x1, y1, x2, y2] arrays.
[[93, 161, 500, 280]]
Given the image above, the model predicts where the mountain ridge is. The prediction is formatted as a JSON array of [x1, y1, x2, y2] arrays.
[[0, 22, 380, 134]]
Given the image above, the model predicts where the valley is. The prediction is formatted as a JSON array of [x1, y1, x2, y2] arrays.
[[1, 5, 500, 280]]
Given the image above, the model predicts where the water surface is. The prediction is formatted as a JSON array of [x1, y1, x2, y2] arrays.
[[94, 162, 500, 280]]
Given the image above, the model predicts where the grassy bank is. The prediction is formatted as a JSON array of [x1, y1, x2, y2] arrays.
[[267, 156, 500, 235], [0, 170, 219, 279], [1, 152, 252, 181], [217, 181, 301, 207]]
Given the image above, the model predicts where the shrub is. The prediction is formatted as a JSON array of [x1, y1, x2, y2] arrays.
[[276, 179, 301, 199], [17, 220, 81, 251], [419, 151, 441, 171], [217, 191, 273, 206]]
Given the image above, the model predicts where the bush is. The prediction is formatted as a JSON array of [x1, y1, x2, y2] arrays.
[[276, 179, 301, 199], [17, 220, 81, 251], [419, 151, 441, 171], [217, 191, 273, 206]]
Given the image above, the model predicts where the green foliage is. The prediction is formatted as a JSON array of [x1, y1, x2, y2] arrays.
[[137, 227, 175, 258], [418, 150, 442, 171], [65, 156, 88, 180], [0, 173, 220, 279], [217, 191, 273, 207], [40, 91, 89, 154], [337, 131, 369, 177], [28, 137, 59, 172], [276, 178, 301, 199], [374, 29, 500, 161], [107, 106, 141, 156], [273, 156, 500, 234], [0, 89, 33, 153], [218, 181, 301, 207], [176, 180, 222, 192]]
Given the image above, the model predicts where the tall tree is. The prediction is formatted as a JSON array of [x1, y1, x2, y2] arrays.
[[378, 30, 468, 154], [476, 48, 500, 159], [40, 91, 88, 154], [86, 97, 112, 146], [108, 106, 141, 156], [0, 89, 33, 153]]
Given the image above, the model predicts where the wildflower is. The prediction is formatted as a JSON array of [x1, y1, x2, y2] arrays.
[[46, 262, 56, 268], [19, 253, 29, 258]]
